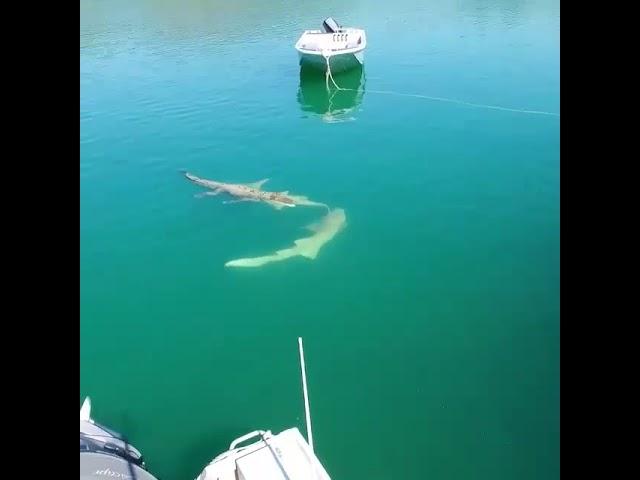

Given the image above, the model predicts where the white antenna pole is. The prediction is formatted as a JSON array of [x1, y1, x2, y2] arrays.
[[298, 337, 314, 452]]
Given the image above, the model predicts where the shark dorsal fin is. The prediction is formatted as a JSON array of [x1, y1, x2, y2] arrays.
[[80, 397, 92, 421], [246, 179, 269, 190], [280, 190, 289, 195]]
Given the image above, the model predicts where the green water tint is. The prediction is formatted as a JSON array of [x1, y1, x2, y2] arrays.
[[81, 1, 559, 479]]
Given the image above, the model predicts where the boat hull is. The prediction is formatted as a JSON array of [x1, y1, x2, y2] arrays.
[[297, 51, 364, 74]]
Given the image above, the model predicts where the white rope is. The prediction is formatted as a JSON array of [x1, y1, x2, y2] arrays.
[[362, 88, 560, 117], [324, 52, 345, 92], [322, 53, 558, 117]]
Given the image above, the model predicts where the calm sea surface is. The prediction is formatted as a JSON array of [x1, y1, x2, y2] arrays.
[[80, 1, 560, 478]]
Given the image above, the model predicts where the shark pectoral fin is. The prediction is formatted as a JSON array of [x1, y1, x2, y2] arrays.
[[294, 238, 320, 259], [267, 201, 286, 210], [305, 221, 321, 233], [246, 179, 269, 190], [195, 189, 222, 199]]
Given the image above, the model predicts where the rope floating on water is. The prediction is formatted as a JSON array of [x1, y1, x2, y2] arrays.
[[363, 89, 560, 116], [322, 53, 559, 117]]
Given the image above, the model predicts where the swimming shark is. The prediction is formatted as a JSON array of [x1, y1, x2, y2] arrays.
[[183, 172, 328, 210], [225, 208, 347, 267]]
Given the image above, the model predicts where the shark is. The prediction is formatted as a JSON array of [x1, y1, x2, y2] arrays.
[[225, 208, 347, 267], [183, 171, 328, 210]]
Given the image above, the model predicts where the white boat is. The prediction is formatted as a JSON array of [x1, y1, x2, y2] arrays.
[[195, 428, 330, 480], [194, 338, 330, 479], [82, 400, 330, 480], [295, 17, 367, 73], [80, 338, 332, 480]]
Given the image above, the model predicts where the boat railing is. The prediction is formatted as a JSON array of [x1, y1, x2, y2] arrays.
[[229, 430, 270, 450]]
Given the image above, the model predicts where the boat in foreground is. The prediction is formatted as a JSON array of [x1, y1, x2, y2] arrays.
[[195, 428, 330, 479], [80, 397, 158, 480], [194, 337, 330, 479], [80, 338, 331, 480], [295, 17, 367, 73]]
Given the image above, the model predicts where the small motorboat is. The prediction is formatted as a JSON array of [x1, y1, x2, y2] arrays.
[[295, 17, 367, 74]]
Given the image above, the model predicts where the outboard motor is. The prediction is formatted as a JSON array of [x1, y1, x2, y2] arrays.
[[80, 398, 159, 480], [322, 17, 342, 33]]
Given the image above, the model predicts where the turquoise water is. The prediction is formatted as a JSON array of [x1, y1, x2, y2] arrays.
[[80, 1, 560, 479]]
